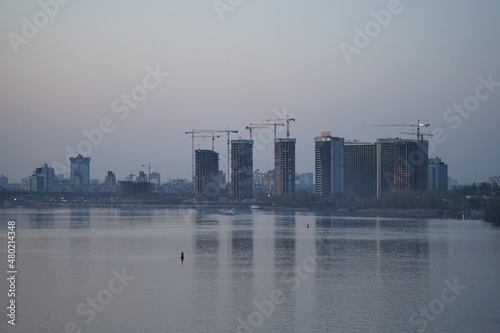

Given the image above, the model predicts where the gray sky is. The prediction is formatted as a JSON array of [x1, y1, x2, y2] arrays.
[[1, 0, 499, 184]]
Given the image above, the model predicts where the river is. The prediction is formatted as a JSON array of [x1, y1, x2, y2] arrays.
[[0, 207, 499, 332]]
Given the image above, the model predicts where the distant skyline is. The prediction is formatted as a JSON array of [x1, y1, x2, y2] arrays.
[[1, 0, 499, 184]]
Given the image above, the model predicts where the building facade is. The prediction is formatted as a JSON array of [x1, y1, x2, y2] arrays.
[[275, 138, 296, 199], [231, 139, 254, 201], [195, 149, 220, 201], [28, 163, 55, 192], [104, 171, 117, 185], [69, 154, 91, 186], [428, 156, 448, 191], [315, 134, 344, 200], [376, 138, 429, 198], [149, 172, 161, 185], [344, 141, 377, 197]]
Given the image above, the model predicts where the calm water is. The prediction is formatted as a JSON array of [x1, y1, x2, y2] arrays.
[[0, 207, 499, 333]]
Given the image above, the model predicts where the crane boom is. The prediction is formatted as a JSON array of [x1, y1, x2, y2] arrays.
[[245, 123, 284, 140], [185, 129, 228, 185], [264, 115, 295, 138], [373, 119, 430, 140]]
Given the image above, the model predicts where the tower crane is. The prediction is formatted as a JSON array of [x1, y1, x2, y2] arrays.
[[193, 134, 222, 151], [223, 129, 238, 183], [263, 115, 295, 138], [141, 163, 165, 182], [246, 123, 284, 193], [401, 132, 433, 140], [185, 129, 224, 184], [373, 119, 430, 140], [245, 123, 284, 141]]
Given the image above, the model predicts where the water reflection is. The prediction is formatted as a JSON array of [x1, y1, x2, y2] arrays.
[[28, 210, 55, 229], [117, 208, 154, 225], [70, 208, 90, 228], [314, 216, 346, 274], [192, 213, 220, 332], [312, 215, 432, 331], [272, 210, 297, 332], [229, 218, 254, 329]]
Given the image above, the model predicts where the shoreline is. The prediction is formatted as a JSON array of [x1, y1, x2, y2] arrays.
[[0, 202, 480, 220]]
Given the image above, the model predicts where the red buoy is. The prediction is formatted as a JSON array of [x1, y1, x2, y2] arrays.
[[307, 223, 309, 228]]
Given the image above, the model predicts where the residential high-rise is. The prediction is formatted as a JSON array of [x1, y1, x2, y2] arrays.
[[69, 154, 90, 186], [104, 171, 117, 185], [231, 139, 253, 201], [149, 172, 161, 185], [195, 149, 220, 201], [315, 133, 344, 200], [428, 156, 448, 191], [344, 141, 377, 197], [136, 171, 148, 183], [376, 138, 428, 198], [275, 138, 296, 199], [29, 163, 55, 192]]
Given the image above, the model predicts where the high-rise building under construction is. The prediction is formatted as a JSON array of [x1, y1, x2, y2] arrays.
[[344, 141, 377, 197], [314, 133, 344, 200], [376, 138, 429, 198], [195, 149, 220, 201], [275, 138, 296, 199], [231, 139, 254, 201]]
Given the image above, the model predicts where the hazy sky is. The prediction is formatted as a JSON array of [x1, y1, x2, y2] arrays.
[[1, 0, 499, 184]]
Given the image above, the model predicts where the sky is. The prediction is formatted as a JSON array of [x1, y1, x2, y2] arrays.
[[1, 0, 499, 185]]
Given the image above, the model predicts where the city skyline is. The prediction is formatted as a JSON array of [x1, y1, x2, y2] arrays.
[[1, 1, 499, 184], [0, 127, 487, 186]]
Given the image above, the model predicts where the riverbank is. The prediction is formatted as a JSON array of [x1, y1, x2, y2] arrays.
[[0, 201, 482, 220]]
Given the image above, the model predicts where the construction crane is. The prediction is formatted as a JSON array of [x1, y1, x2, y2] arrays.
[[223, 129, 238, 183], [193, 134, 222, 151], [141, 163, 169, 183], [141, 163, 163, 182], [401, 132, 433, 140], [185, 129, 225, 184], [263, 115, 295, 138], [245, 123, 284, 141], [373, 119, 430, 140]]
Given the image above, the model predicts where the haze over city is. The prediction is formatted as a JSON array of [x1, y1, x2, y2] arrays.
[[1, 0, 499, 184]]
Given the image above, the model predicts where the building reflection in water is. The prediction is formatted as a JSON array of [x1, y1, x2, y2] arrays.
[[228, 217, 254, 328], [117, 208, 153, 225], [28, 209, 55, 229], [192, 213, 220, 332], [313, 215, 430, 330], [272, 210, 297, 332], [70, 208, 90, 229]]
